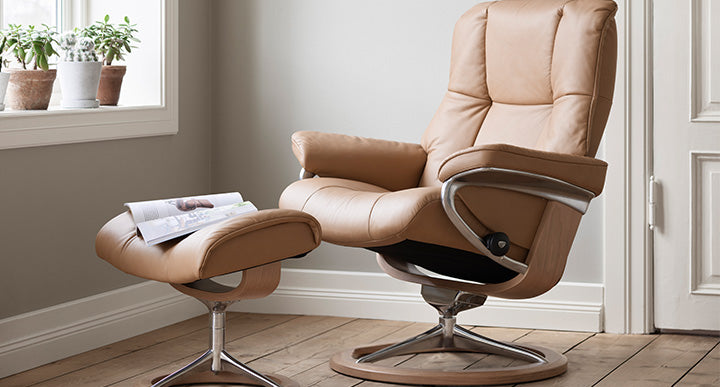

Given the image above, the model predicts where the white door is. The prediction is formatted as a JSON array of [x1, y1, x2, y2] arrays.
[[653, 0, 720, 331]]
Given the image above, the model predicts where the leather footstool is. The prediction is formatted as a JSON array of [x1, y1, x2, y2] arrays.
[[96, 209, 321, 387]]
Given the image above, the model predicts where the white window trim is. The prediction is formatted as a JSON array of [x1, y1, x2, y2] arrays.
[[0, 0, 178, 150], [62, 0, 88, 32]]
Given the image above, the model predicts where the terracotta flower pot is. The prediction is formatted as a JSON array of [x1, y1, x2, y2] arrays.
[[0, 72, 9, 111], [5, 69, 57, 110], [98, 65, 127, 106]]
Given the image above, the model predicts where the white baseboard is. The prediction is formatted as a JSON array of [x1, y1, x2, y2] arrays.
[[0, 268, 603, 379], [230, 269, 604, 333], [0, 281, 206, 379]]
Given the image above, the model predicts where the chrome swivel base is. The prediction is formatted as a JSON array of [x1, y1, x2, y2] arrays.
[[151, 301, 296, 387], [330, 285, 567, 386]]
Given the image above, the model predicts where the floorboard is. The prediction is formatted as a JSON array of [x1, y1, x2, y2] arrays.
[[518, 333, 656, 387], [111, 315, 351, 387], [595, 334, 720, 387], [306, 322, 435, 387], [1, 313, 717, 387], [0, 314, 213, 387], [32, 313, 299, 387], [674, 341, 720, 386], [261, 318, 413, 386]]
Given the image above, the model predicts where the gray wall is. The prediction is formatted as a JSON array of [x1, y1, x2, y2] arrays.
[[0, 0, 606, 321], [0, 0, 213, 319], [210, 0, 605, 282]]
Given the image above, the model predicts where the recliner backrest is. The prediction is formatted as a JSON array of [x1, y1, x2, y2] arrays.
[[420, 0, 617, 187]]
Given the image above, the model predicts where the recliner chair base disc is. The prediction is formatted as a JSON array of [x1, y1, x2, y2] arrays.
[[330, 342, 567, 386], [148, 371, 298, 387]]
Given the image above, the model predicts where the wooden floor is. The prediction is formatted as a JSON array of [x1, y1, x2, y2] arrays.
[[2, 313, 718, 387]]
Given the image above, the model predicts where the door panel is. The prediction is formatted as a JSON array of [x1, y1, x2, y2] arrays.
[[653, 0, 720, 331], [690, 154, 720, 297]]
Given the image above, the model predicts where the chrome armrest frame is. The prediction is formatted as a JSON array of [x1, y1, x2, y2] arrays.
[[441, 167, 596, 274], [299, 168, 316, 180]]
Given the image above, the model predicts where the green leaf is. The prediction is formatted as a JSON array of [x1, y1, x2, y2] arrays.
[[104, 14, 110, 23], [44, 42, 56, 57], [124, 16, 130, 23], [37, 53, 48, 71]]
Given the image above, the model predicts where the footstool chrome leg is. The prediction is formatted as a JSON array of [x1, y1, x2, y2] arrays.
[[151, 349, 213, 387], [222, 350, 282, 387], [209, 301, 232, 373], [151, 299, 282, 387], [209, 301, 281, 387]]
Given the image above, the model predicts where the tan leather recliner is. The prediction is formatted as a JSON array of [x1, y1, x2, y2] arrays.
[[280, 0, 617, 385]]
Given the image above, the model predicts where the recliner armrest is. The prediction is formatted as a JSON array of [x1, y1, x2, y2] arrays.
[[437, 144, 608, 196], [291, 131, 427, 191]]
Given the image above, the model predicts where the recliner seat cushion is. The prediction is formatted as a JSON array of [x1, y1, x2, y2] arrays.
[[280, 177, 544, 260]]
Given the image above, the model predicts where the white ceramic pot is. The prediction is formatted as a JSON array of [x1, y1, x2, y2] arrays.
[[0, 72, 10, 111], [58, 61, 103, 108]]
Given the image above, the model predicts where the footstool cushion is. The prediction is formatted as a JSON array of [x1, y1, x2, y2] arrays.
[[96, 208, 321, 284]]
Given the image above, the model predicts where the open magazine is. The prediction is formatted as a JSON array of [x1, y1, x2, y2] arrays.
[[125, 192, 258, 246]]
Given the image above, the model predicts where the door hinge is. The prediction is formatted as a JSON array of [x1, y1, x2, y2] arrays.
[[648, 176, 657, 231]]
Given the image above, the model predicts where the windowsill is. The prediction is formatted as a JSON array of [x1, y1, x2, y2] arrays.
[[0, 103, 178, 150], [0, 104, 160, 117]]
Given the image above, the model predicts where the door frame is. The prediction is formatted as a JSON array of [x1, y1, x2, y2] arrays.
[[602, 0, 654, 334]]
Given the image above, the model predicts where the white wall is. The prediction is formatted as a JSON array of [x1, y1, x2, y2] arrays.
[[211, 0, 606, 284]]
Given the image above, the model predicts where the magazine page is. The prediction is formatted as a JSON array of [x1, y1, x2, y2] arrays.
[[125, 192, 243, 224], [137, 201, 258, 246]]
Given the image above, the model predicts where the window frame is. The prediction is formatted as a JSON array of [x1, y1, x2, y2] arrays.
[[0, 0, 178, 150]]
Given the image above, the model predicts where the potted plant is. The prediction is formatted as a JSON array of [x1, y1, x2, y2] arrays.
[[57, 32, 102, 108], [81, 15, 139, 106], [0, 32, 9, 111], [2, 24, 59, 110]]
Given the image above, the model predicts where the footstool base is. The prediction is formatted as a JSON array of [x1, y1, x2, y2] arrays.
[[152, 264, 293, 387], [153, 370, 297, 387], [151, 351, 297, 387]]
